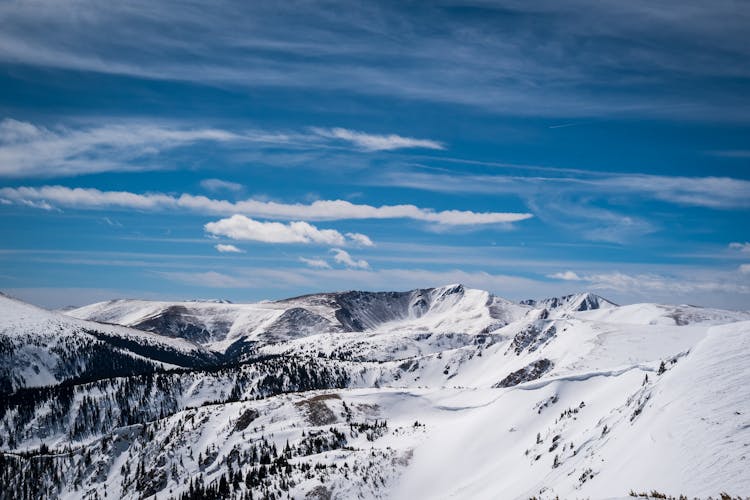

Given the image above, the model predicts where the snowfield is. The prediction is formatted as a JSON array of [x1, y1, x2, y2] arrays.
[[1, 286, 749, 499]]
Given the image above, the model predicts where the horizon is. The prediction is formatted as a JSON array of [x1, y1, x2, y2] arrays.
[[1, 1, 749, 310], [3, 284, 738, 314]]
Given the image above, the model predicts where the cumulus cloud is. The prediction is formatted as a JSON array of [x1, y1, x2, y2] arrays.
[[312, 127, 444, 151], [205, 215, 353, 245], [330, 249, 370, 269], [548, 271, 583, 281], [730, 242, 750, 253], [346, 232, 374, 247], [299, 257, 331, 269], [214, 243, 244, 253], [740, 264, 750, 274], [201, 179, 243, 193], [0, 185, 533, 226]]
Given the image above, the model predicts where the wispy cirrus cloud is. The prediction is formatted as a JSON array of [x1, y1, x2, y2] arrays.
[[299, 257, 331, 269], [380, 170, 750, 210], [0, 185, 533, 226], [201, 179, 244, 193], [311, 127, 444, 151], [0, 118, 246, 178], [548, 269, 750, 295], [1, 1, 748, 120], [372, 168, 750, 243], [0, 118, 445, 177]]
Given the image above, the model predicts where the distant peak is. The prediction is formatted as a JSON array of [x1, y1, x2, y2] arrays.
[[521, 292, 617, 311], [434, 283, 465, 294]]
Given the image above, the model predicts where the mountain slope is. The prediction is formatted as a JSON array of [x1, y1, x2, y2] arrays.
[[1, 287, 749, 499], [66, 285, 530, 354], [0, 293, 217, 394]]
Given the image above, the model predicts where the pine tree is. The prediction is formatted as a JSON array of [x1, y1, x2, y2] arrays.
[[218, 474, 230, 496]]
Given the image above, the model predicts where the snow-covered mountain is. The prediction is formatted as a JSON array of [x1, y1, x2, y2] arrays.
[[0, 293, 217, 394], [66, 284, 529, 356], [521, 292, 618, 315], [1, 286, 749, 499]]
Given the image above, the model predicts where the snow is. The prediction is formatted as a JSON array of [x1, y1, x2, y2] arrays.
[[0, 293, 211, 391], [66, 285, 530, 354], [3, 285, 750, 499]]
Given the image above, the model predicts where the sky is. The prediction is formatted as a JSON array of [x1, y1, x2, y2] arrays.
[[0, 0, 749, 309]]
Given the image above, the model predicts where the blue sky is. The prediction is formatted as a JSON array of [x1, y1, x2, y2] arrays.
[[0, 0, 749, 309]]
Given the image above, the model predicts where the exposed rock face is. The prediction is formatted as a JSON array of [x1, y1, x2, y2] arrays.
[[260, 308, 341, 342], [130, 305, 227, 343], [521, 293, 617, 313], [493, 359, 553, 388], [507, 318, 557, 355]]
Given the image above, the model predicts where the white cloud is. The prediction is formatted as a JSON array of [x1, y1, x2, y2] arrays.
[[331, 248, 369, 269], [740, 264, 750, 274], [377, 169, 750, 242], [102, 217, 122, 227], [730, 242, 750, 253], [0, 185, 533, 226], [214, 243, 244, 253], [548, 271, 583, 281], [312, 127, 444, 151], [200, 179, 243, 193], [548, 270, 750, 295], [383, 171, 750, 210], [19, 199, 56, 210], [0, 118, 244, 178], [597, 175, 750, 210], [299, 257, 331, 269], [205, 215, 349, 245], [346, 232, 374, 247], [1, 2, 747, 121], [0, 118, 449, 178]]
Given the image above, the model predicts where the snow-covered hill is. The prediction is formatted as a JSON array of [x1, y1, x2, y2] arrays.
[[0, 293, 217, 394], [2, 286, 749, 499]]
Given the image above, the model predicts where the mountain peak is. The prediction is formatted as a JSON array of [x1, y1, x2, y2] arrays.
[[521, 292, 618, 311]]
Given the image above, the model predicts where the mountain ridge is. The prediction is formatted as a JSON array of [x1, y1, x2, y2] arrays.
[[1, 286, 749, 499]]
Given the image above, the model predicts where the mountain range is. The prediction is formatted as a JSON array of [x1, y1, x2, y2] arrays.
[[1, 285, 748, 499]]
